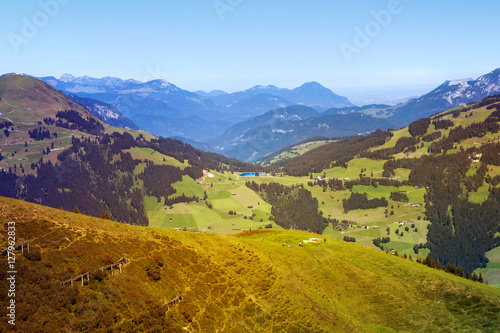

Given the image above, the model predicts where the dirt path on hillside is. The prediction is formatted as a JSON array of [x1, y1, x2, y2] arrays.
[[200, 170, 215, 183], [0, 98, 37, 125], [1, 97, 25, 111]]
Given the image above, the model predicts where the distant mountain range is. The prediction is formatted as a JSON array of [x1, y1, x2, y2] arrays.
[[41, 75, 224, 141], [35, 67, 500, 161], [40, 75, 355, 141], [193, 90, 228, 97], [210, 82, 354, 111], [208, 105, 392, 162], [315, 68, 500, 128]]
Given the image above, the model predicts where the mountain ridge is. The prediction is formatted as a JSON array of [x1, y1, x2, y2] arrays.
[[209, 105, 392, 162], [385, 68, 500, 126], [67, 94, 140, 130], [39, 74, 355, 141]]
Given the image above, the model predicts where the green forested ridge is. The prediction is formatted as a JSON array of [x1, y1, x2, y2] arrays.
[[0, 131, 256, 226], [261, 96, 500, 279]]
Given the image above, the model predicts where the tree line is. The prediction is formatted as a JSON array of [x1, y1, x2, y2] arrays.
[[246, 181, 327, 234], [342, 192, 388, 213], [270, 129, 391, 177]]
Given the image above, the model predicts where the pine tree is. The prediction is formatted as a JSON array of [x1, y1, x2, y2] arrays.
[[423, 256, 431, 267], [478, 273, 484, 283], [74, 206, 80, 214], [101, 211, 110, 220]]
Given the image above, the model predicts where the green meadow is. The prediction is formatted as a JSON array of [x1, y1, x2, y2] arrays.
[[146, 171, 282, 234], [124, 147, 188, 169], [265, 140, 334, 164], [476, 247, 500, 288]]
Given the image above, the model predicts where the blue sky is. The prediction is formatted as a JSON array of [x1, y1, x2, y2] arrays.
[[1, 0, 500, 104]]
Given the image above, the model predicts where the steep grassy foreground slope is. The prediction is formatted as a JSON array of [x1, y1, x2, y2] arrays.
[[1, 197, 499, 332]]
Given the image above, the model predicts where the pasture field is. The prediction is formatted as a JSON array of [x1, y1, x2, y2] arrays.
[[322, 158, 386, 179], [124, 147, 188, 169], [469, 182, 491, 204], [476, 246, 500, 288], [172, 175, 205, 198], [265, 140, 334, 164], [146, 171, 280, 234]]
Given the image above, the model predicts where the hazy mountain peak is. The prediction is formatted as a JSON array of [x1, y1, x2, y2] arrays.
[[194, 90, 228, 97], [444, 78, 473, 85], [142, 78, 177, 91], [246, 84, 281, 92], [60, 73, 76, 82], [446, 79, 470, 86], [299, 81, 325, 88]]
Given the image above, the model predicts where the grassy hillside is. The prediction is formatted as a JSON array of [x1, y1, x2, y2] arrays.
[[146, 170, 282, 234], [261, 139, 334, 165], [1, 196, 500, 332]]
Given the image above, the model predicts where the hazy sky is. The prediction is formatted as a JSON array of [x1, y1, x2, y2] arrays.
[[2, 0, 500, 102]]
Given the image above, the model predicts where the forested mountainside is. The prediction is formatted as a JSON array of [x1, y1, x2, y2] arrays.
[[0, 132, 257, 226], [258, 95, 500, 277]]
